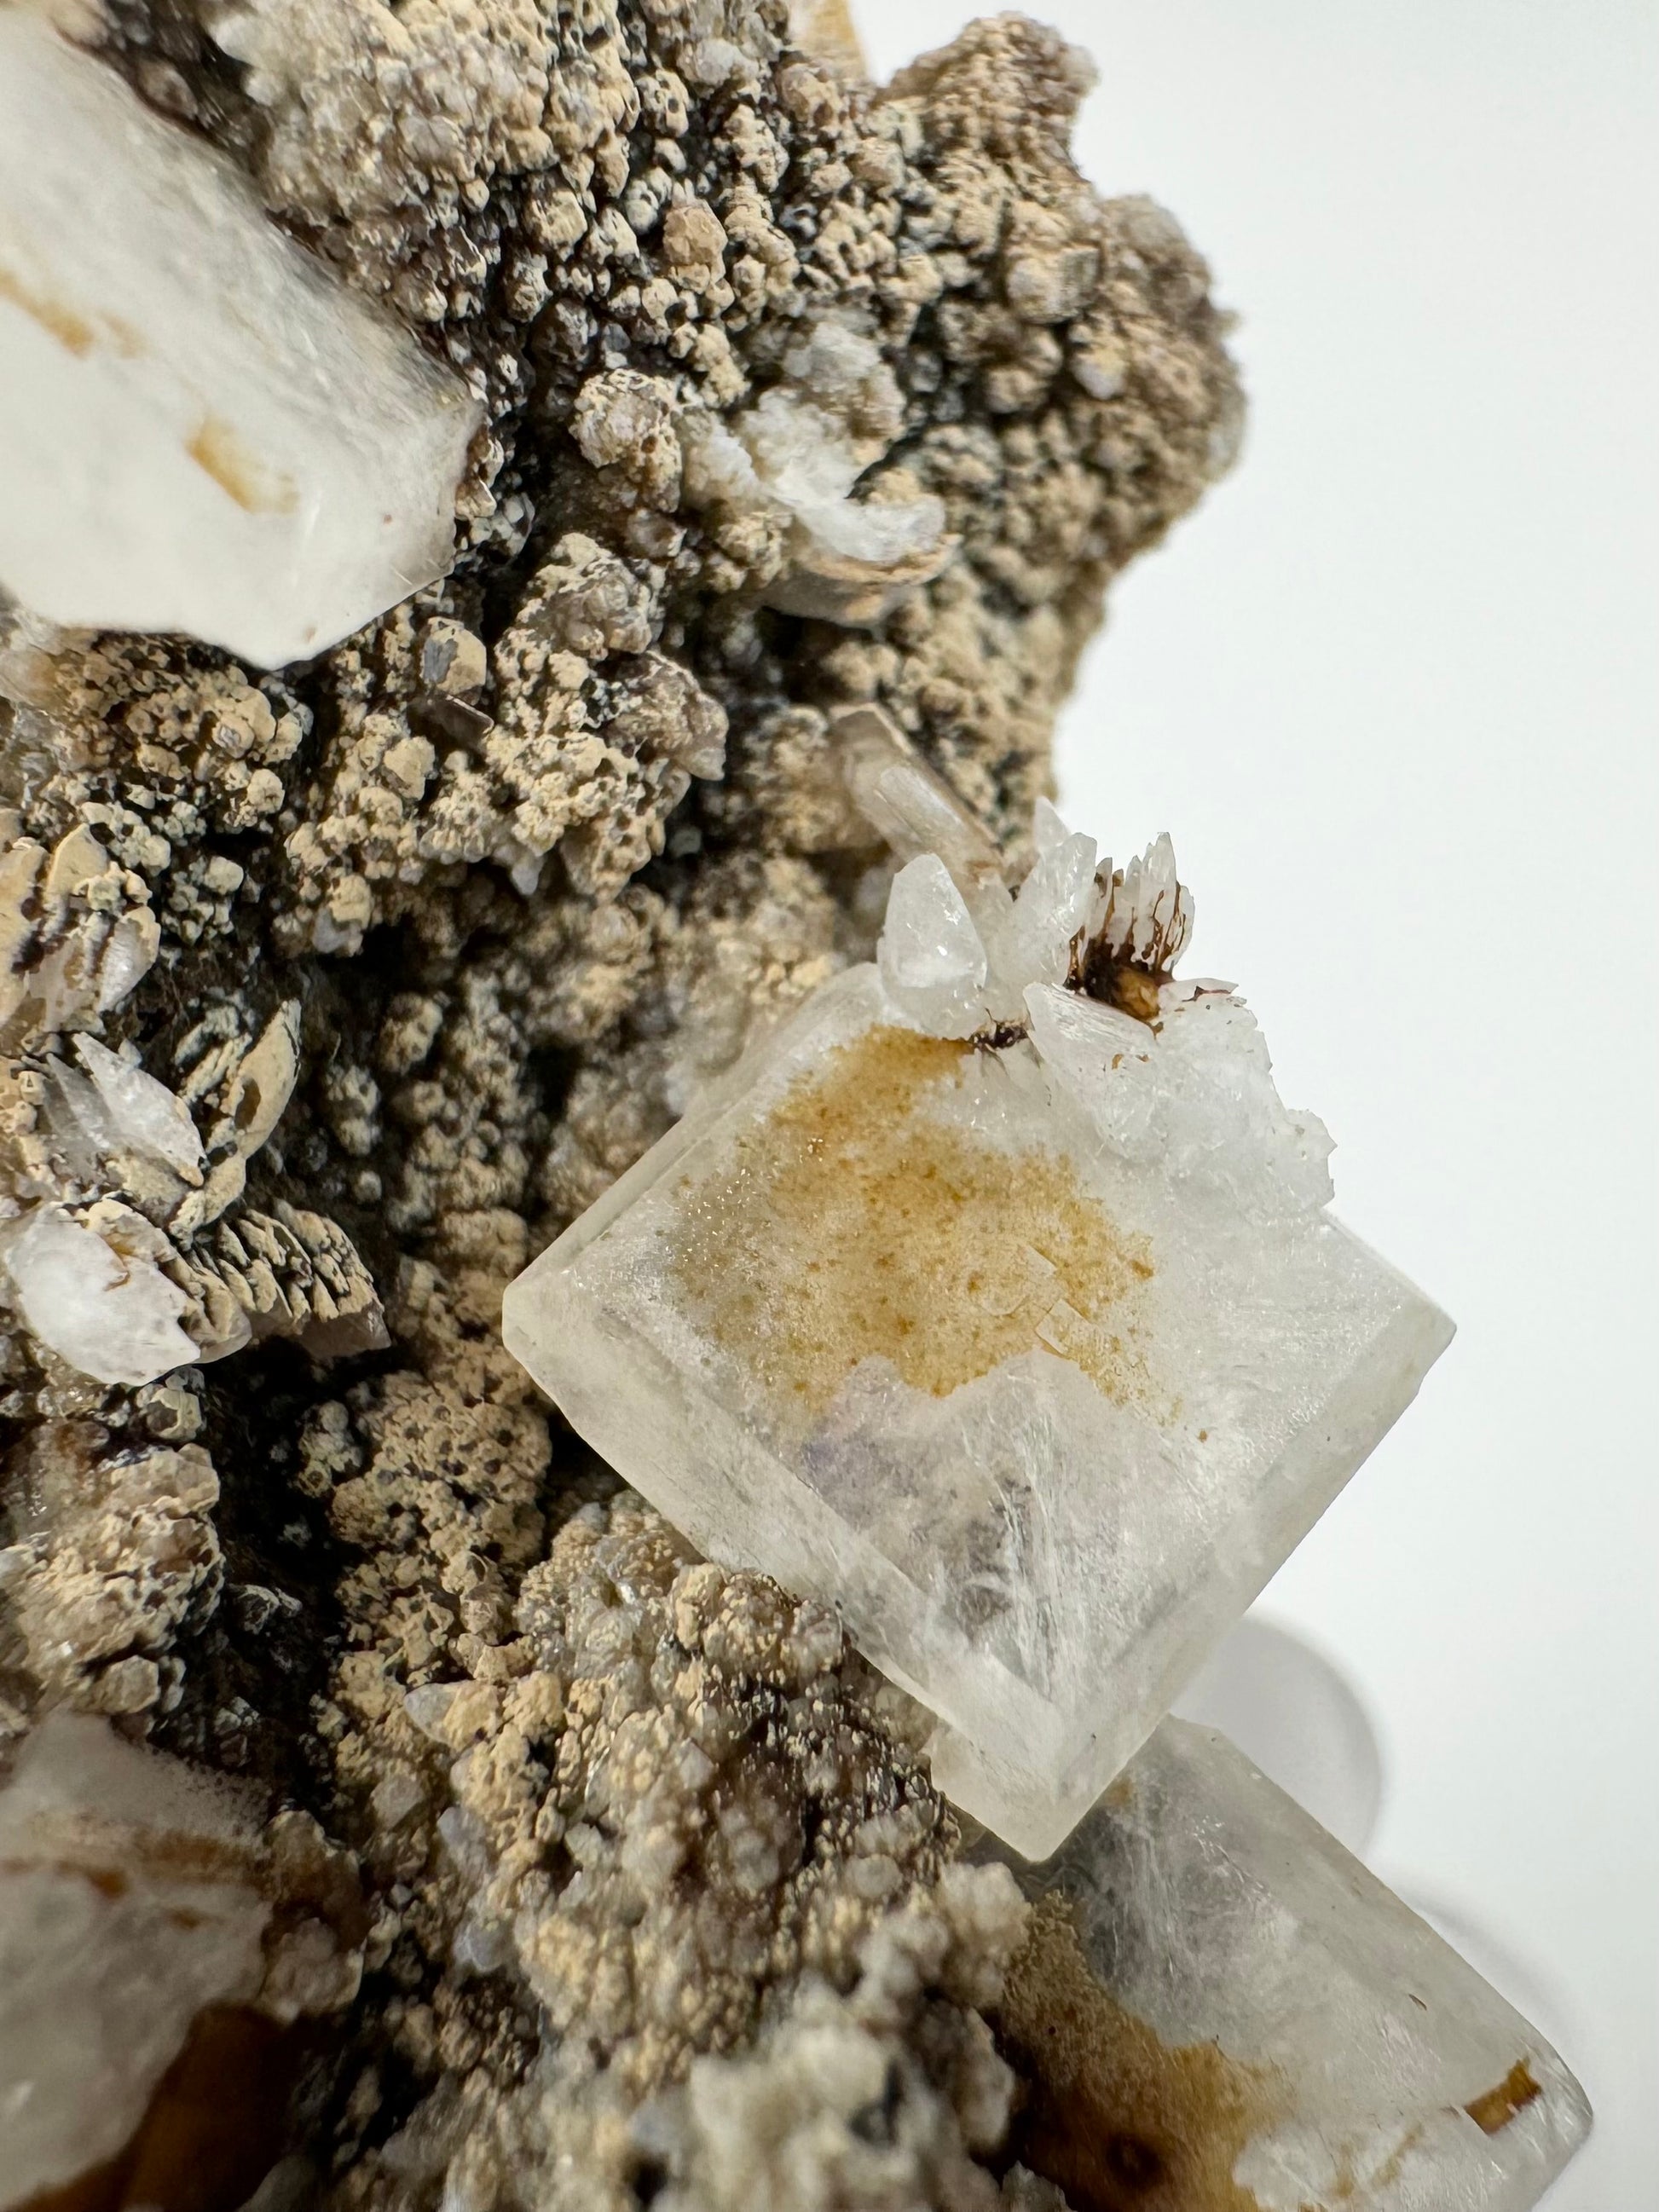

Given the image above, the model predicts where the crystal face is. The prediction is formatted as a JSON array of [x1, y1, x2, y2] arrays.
[[506, 754, 1453, 1857], [988, 1718, 1592, 2210], [0, 1715, 268, 2210], [0, 10, 479, 668]]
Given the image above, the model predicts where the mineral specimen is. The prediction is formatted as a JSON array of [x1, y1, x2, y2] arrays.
[[0, 0, 1583, 2205], [505, 747, 1454, 1857], [0, 6, 480, 666], [987, 1718, 1592, 2211]]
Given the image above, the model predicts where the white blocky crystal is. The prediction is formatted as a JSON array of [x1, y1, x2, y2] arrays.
[[505, 797, 1452, 1856], [0, 1204, 198, 1386], [0, 9, 481, 667], [0, 1713, 268, 2211], [681, 325, 952, 627], [988, 1718, 1590, 2210]]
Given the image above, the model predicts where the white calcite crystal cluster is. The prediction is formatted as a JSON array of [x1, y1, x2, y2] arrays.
[[505, 713, 1455, 1857], [0, 801, 385, 1389], [0, 6, 479, 667], [987, 1720, 1592, 2212]]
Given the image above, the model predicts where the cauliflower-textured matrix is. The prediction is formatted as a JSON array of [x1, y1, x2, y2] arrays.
[[0, 3, 1240, 2203]]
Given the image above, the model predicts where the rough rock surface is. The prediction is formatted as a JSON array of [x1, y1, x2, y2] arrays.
[[0, 3, 1240, 2202]]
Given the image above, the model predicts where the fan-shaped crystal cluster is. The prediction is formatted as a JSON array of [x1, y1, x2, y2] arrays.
[[505, 711, 1454, 1857]]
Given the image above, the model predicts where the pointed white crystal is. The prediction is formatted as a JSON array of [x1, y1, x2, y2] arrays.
[[1089, 830, 1194, 974], [877, 854, 991, 1037], [73, 1034, 205, 1181], [506, 844, 1452, 1852], [1, 1204, 198, 1386], [988, 1718, 1590, 2211], [0, 11, 480, 667], [0, 1714, 267, 2212], [1003, 829, 1096, 991], [835, 707, 1009, 891], [1031, 794, 1072, 856], [838, 704, 1037, 1031]]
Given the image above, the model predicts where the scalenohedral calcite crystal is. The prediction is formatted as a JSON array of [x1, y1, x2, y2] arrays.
[[0, 1, 1587, 2208]]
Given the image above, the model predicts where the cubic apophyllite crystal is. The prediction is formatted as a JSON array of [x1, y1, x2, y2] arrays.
[[0, 9, 479, 668], [504, 717, 1454, 1856], [988, 1718, 1592, 2210]]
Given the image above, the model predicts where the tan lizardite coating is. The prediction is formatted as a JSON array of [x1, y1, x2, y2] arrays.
[[0, 0, 1241, 2202]]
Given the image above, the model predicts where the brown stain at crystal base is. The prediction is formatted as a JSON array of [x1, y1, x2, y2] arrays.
[[0, 267, 145, 358], [0, 263, 97, 355], [993, 1893, 1281, 2212], [672, 1024, 1157, 1429], [186, 417, 299, 515], [1465, 2059, 1542, 2135], [18, 2007, 304, 2212]]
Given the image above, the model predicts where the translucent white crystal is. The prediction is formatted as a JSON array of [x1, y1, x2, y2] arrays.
[[72, 1034, 205, 1181], [1, 1204, 198, 1386], [1088, 829, 1195, 974], [988, 1718, 1590, 2210], [506, 842, 1453, 1852], [743, 388, 946, 566], [0, 11, 480, 667], [1026, 979, 1336, 1217], [875, 832, 1097, 1040], [1003, 829, 1097, 991], [835, 707, 1008, 890], [0, 1713, 267, 2211], [682, 326, 951, 626], [877, 854, 991, 1037], [1031, 794, 1072, 857]]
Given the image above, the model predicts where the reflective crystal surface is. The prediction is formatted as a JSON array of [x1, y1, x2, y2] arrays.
[[0, 10, 479, 667], [0, 1714, 268, 2209], [988, 1718, 1592, 2210], [506, 773, 1452, 1856]]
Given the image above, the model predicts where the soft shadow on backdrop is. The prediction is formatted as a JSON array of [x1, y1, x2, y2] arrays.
[[852, 4, 1659, 2204]]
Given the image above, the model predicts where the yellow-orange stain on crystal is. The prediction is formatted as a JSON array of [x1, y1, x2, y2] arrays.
[[994, 1891, 1284, 2212], [672, 1023, 1159, 1434], [186, 417, 298, 516]]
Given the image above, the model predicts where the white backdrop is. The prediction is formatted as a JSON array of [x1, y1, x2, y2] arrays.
[[853, 3, 1658, 2202]]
